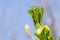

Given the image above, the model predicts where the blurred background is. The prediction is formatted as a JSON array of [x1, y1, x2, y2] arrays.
[[0, 0, 60, 40]]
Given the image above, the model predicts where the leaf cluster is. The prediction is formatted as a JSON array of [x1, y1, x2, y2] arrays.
[[28, 6, 53, 40], [28, 6, 44, 29], [34, 25, 53, 40]]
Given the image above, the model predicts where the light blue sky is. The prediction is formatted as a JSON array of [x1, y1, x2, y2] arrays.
[[0, 0, 60, 40]]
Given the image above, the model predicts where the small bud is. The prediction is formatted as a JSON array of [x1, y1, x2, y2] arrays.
[[36, 27, 43, 34], [25, 24, 30, 35]]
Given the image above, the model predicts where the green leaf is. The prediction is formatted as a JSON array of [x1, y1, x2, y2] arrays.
[[28, 6, 44, 29]]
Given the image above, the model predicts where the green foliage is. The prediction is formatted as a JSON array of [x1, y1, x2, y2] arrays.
[[28, 6, 53, 40], [28, 6, 44, 29], [58, 37, 60, 40], [34, 25, 53, 40], [59, 38, 60, 40]]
